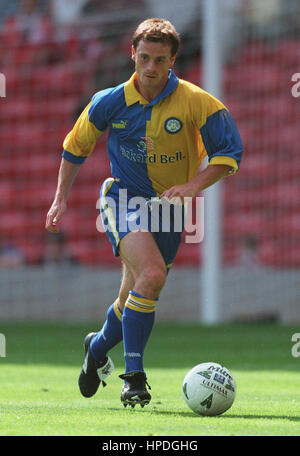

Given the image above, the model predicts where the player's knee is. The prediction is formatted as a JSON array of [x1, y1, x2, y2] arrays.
[[142, 265, 167, 294]]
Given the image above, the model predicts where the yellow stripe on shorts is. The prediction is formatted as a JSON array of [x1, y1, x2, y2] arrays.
[[100, 177, 120, 246]]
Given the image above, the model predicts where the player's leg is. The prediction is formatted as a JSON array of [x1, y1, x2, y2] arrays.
[[88, 262, 134, 362], [118, 261, 135, 309], [78, 263, 134, 398], [119, 230, 167, 375], [119, 230, 167, 301], [78, 177, 131, 398], [118, 230, 167, 407]]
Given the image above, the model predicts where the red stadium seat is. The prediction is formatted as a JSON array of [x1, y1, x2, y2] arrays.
[[67, 183, 101, 208], [222, 243, 240, 265], [237, 154, 272, 181], [0, 212, 27, 237], [224, 182, 300, 212], [0, 122, 70, 156], [236, 41, 278, 66], [68, 239, 119, 266], [224, 94, 294, 124], [275, 40, 300, 69], [26, 64, 94, 97], [274, 213, 300, 238], [17, 182, 57, 210], [17, 240, 44, 264], [173, 242, 201, 267], [0, 181, 15, 210], [223, 213, 268, 239], [0, 97, 78, 124], [183, 58, 202, 86], [59, 212, 102, 241], [0, 155, 61, 179], [223, 63, 283, 97], [260, 241, 300, 268]]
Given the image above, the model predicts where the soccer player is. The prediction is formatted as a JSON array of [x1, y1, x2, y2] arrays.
[[45, 18, 243, 408]]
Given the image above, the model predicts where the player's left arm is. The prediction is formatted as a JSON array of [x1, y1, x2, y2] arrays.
[[161, 163, 232, 201], [162, 103, 243, 202]]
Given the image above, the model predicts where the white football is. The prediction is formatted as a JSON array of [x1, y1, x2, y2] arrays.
[[182, 362, 236, 416]]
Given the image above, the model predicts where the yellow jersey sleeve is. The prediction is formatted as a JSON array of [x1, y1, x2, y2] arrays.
[[62, 101, 103, 164]]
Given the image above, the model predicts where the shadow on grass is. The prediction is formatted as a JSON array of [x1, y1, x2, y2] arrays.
[[107, 407, 300, 422], [107, 407, 197, 418], [222, 414, 300, 422]]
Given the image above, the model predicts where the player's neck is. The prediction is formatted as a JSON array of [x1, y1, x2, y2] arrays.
[[134, 76, 167, 103]]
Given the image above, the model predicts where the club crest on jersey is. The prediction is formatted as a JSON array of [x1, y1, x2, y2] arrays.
[[164, 117, 182, 134]]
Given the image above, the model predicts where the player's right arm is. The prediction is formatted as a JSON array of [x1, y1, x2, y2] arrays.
[[45, 93, 109, 233], [45, 158, 81, 233]]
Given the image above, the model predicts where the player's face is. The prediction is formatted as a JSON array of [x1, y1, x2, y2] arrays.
[[132, 39, 176, 100]]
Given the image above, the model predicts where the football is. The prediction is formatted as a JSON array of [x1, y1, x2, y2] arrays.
[[182, 362, 236, 416]]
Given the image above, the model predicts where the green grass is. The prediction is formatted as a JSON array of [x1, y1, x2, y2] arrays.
[[0, 322, 299, 436]]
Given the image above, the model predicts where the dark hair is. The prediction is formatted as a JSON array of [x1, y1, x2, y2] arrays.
[[132, 18, 180, 57]]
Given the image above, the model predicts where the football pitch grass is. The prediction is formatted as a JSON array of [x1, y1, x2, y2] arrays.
[[0, 322, 299, 437]]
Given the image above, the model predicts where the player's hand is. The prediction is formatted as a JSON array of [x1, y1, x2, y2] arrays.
[[161, 182, 198, 204], [45, 200, 67, 233]]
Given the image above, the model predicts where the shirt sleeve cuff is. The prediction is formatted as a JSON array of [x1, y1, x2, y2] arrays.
[[207, 156, 239, 175], [62, 150, 87, 164]]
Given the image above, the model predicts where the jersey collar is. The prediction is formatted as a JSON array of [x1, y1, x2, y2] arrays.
[[124, 69, 179, 107]]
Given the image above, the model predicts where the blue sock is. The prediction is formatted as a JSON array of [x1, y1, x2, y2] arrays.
[[122, 290, 157, 373], [90, 299, 123, 363]]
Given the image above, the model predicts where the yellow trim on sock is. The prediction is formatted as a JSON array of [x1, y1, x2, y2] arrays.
[[113, 298, 123, 322], [129, 294, 157, 306], [125, 293, 156, 313]]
